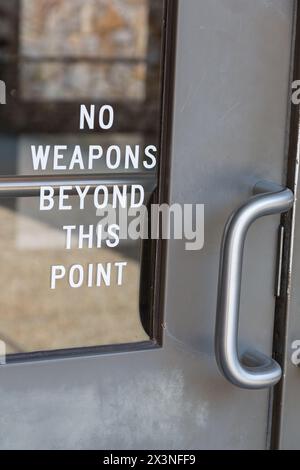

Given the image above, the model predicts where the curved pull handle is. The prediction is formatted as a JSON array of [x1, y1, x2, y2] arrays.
[[215, 181, 294, 389]]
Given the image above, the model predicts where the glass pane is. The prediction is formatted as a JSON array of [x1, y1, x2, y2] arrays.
[[0, 0, 164, 355]]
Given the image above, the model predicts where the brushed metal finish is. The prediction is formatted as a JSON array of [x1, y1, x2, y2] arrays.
[[215, 181, 294, 389]]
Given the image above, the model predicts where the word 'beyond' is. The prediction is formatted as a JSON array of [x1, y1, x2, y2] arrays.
[[40, 185, 145, 211]]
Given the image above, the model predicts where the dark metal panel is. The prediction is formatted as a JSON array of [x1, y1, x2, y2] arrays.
[[273, 2, 300, 442]]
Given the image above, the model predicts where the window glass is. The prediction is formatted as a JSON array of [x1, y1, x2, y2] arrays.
[[0, 0, 164, 356]]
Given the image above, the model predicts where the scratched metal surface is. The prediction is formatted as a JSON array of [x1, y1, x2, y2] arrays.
[[0, 0, 295, 449]]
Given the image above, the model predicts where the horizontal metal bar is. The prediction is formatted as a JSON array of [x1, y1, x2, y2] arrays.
[[0, 55, 153, 65], [0, 173, 156, 198]]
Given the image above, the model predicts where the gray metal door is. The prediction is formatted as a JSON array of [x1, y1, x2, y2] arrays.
[[0, 0, 296, 449]]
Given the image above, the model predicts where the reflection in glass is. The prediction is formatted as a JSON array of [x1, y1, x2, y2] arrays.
[[0, 196, 146, 354]]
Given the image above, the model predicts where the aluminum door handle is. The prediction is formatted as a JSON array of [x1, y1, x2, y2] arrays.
[[215, 181, 294, 389]]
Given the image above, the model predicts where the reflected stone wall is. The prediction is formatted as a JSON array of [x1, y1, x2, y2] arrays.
[[20, 0, 150, 101], [20, 0, 148, 58]]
